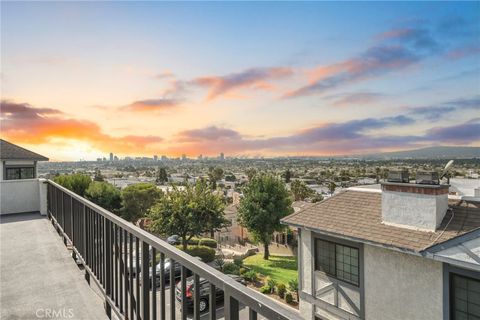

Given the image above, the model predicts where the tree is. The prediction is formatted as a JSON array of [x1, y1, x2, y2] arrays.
[[237, 174, 293, 260], [148, 180, 228, 250], [245, 168, 257, 180], [53, 174, 92, 197], [225, 174, 236, 182], [290, 180, 314, 201], [120, 183, 163, 222], [85, 181, 122, 212], [284, 169, 292, 183], [93, 169, 104, 182], [328, 181, 336, 196], [208, 167, 224, 189], [156, 167, 168, 184]]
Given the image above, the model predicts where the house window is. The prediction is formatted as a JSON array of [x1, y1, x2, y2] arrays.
[[450, 273, 480, 320], [315, 239, 359, 286], [5, 167, 35, 180]]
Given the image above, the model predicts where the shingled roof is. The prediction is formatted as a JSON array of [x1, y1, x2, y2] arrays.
[[0, 139, 49, 161], [281, 189, 480, 254]]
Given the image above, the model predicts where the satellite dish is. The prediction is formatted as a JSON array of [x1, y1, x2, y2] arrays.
[[440, 160, 454, 179]]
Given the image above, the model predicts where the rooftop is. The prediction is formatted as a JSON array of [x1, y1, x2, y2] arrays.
[[0, 139, 49, 161], [282, 189, 480, 253]]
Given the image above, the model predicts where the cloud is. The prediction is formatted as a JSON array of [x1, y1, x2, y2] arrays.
[[193, 67, 293, 100], [284, 19, 478, 99], [376, 27, 439, 52], [426, 119, 480, 143], [121, 98, 179, 112], [176, 126, 242, 142], [324, 92, 386, 106], [446, 44, 480, 60], [172, 115, 417, 155], [408, 96, 480, 120], [1, 100, 163, 153], [284, 45, 421, 98]]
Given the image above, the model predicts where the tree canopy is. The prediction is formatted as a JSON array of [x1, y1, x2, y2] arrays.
[[156, 167, 169, 184], [53, 173, 92, 197], [120, 183, 163, 222], [148, 180, 228, 249], [290, 179, 315, 201], [85, 181, 122, 212], [238, 174, 293, 260]]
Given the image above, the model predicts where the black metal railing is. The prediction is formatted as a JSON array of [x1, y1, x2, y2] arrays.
[[46, 180, 301, 320]]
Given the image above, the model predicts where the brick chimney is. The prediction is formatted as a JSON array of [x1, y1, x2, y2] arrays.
[[381, 171, 449, 231]]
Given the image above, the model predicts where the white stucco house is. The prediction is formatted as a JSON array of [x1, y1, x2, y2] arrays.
[[282, 175, 480, 320], [0, 139, 49, 215]]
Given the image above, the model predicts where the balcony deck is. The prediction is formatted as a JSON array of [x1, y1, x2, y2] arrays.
[[0, 212, 107, 320]]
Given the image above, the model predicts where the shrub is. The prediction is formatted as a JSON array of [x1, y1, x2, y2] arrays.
[[239, 267, 247, 275], [288, 278, 299, 295], [285, 292, 294, 304], [233, 256, 243, 267], [242, 270, 258, 282], [214, 256, 225, 270], [177, 245, 215, 263], [199, 238, 217, 248], [277, 283, 286, 298], [260, 285, 271, 294], [266, 277, 277, 293], [222, 262, 240, 275], [187, 237, 200, 245]]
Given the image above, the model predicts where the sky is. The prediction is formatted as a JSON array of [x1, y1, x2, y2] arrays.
[[1, 1, 479, 161]]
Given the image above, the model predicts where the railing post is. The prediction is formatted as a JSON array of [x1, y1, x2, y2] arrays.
[[105, 219, 112, 318], [142, 241, 150, 320], [224, 293, 239, 320]]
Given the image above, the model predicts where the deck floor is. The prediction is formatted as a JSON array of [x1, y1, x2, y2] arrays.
[[0, 212, 107, 320]]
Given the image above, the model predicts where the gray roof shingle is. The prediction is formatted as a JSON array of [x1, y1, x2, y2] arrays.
[[281, 189, 480, 253], [0, 139, 49, 161]]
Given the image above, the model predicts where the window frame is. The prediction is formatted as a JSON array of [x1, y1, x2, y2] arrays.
[[314, 238, 360, 287], [4, 165, 36, 180], [449, 272, 480, 320]]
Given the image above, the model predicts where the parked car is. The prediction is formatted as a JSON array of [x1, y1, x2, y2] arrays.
[[149, 257, 202, 286], [175, 274, 246, 313], [167, 235, 181, 245]]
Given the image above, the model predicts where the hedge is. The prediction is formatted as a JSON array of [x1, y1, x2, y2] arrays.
[[176, 245, 216, 263], [198, 238, 218, 248]]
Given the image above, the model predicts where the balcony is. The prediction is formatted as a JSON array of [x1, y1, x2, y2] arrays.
[[0, 179, 301, 320]]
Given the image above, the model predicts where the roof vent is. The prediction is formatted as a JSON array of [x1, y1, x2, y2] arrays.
[[387, 170, 409, 183], [416, 171, 439, 185]]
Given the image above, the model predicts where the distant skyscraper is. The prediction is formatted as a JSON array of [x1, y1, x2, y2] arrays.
[[114, 155, 119, 161], [198, 154, 203, 160], [161, 155, 167, 161], [182, 154, 187, 161], [109, 152, 113, 161], [153, 155, 158, 161], [219, 152, 225, 160]]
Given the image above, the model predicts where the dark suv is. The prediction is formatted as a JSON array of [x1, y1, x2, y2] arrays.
[[175, 274, 246, 313]]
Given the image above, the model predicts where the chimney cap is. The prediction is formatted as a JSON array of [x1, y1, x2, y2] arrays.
[[416, 170, 440, 185], [387, 169, 409, 183]]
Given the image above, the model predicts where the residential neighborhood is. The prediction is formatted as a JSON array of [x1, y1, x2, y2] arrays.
[[1, 1, 479, 320]]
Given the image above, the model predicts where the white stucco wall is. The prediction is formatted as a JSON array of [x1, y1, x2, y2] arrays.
[[0, 179, 47, 215], [364, 245, 443, 320], [382, 190, 448, 231]]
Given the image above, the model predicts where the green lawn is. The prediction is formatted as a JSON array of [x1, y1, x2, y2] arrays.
[[243, 254, 298, 285]]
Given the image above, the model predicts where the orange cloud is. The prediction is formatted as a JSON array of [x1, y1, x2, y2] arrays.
[[121, 98, 179, 112], [1, 100, 163, 154], [193, 67, 293, 100]]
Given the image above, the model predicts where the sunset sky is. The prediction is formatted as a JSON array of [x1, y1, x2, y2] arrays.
[[1, 2, 479, 161]]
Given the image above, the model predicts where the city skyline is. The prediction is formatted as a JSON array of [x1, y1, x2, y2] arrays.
[[1, 2, 479, 160]]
